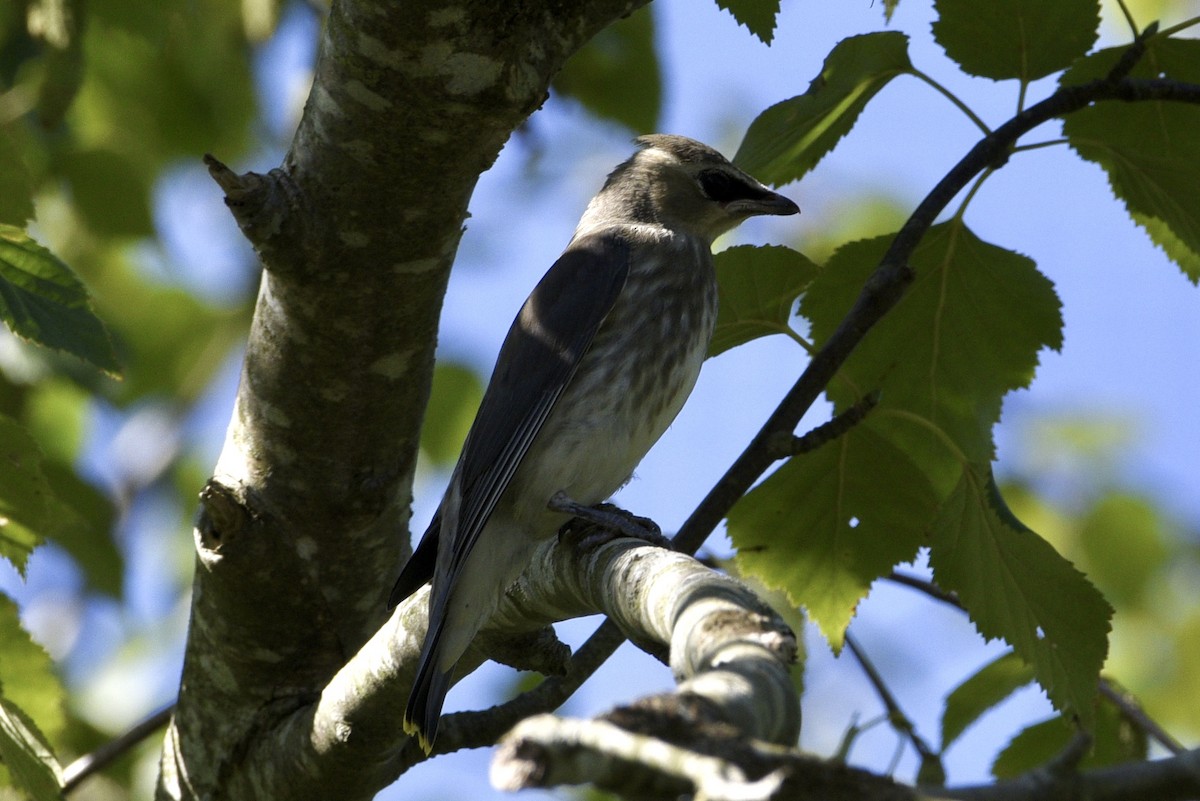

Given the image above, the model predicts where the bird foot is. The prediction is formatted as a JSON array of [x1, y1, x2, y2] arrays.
[[550, 491, 670, 549]]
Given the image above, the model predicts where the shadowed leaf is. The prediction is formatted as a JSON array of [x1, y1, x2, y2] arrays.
[[709, 244, 819, 357], [0, 226, 120, 374], [932, 0, 1100, 82], [1063, 38, 1200, 283], [715, 0, 781, 44], [735, 32, 911, 185]]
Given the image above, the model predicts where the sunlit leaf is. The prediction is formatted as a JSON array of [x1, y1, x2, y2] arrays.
[[1062, 38, 1200, 283], [802, 223, 1062, 466], [930, 471, 1112, 727], [735, 32, 912, 185], [932, 0, 1100, 81], [554, 6, 660, 133], [0, 226, 120, 374], [0, 596, 66, 743], [241, 0, 282, 41], [785, 222, 1100, 707], [730, 418, 941, 648], [709, 244, 819, 357], [715, 0, 781, 45], [0, 697, 63, 801], [942, 650, 1035, 751], [0, 415, 51, 575]]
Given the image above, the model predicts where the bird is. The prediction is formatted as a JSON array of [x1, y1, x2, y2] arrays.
[[389, 134, 799, 752]]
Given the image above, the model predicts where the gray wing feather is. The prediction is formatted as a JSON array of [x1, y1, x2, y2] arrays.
[[390, 232, 631, 604]]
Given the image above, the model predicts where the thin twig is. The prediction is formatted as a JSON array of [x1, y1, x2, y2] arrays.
[[1045, 729, 1094, 776], [767, 391, 880, 459], [1100, 680, 1186, 755], [885, 571, 961, 608], [462, 44, 1200, 753], [845, 633, 941, 768], [909, 68, 993, 135], [63, 704, 174, 793], [1114, 0, 1139, 37], [884, 572, 1188, 758], [1107, 22, 1157, 82], [671, 68, 1200, 560], [438, 620, 626, 752]]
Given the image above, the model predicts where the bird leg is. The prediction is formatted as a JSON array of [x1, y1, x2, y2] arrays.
[[549, 491, 671, 550]]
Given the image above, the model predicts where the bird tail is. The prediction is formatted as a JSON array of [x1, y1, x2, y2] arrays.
[[389, 512, 441, 609], [404, 649, 452, 754]]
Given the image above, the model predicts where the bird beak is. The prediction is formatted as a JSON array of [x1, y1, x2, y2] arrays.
[[726, 189, 800, 218]]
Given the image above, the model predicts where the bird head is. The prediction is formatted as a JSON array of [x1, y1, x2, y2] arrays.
[[585, 134, 799, 244]]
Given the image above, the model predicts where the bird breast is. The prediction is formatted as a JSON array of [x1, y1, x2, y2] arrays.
[[507, 233, 718, 527]]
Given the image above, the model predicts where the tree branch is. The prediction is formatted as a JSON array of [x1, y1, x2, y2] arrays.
[[64, 705, 174, 794], [845, 634, 941, 772], [209, 534, 795, 798], [161, 1, 650, 799], [672, 73, 1200, 558]]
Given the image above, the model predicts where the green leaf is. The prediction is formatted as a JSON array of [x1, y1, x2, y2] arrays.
[[42, 462, 122, 598], [60, 148, 155, 237], [735, 32, 912, 185], [709, 244, 820, 357], [942, 650, 1035, 751], [1062, 38, 1200, 283], [0, 226, 120, 374], [420, 361, 484, 468], [241, 0, 282, 41], [0, 133, 35, 227], [0, 415, 52, 575], [1077, 494, 1168, 611], [31, 0, 85, 128], [735, 222, 1065, 649], [803, 223, 1063, 466], [0, 697, 63, 801], [554, 6, 660, 133], [991, 715, 1071, 778], [930, 470, 1112, 727], [0, 596, 66, 744], [993, 695, 1147, 778], [730, 419, 941, 648], [715, 0, 781, 45], [22, 380, 88, 463], [932, 0, 1100, 82], [78, 7, 256, 163], [74, 247, 247, 404]]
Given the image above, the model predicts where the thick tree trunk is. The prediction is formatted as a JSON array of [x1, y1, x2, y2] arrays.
[[157, 2, 646, 798]]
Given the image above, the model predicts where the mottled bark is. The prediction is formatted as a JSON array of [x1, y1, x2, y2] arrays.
[[158, 2, 645, 798]]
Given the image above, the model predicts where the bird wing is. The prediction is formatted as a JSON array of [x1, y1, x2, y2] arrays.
[[388, 232, 631, 608]]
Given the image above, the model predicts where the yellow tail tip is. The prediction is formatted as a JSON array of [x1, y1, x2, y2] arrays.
[[402, 717, 434, 755]]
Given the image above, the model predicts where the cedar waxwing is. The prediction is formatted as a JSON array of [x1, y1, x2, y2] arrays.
[[389, 134, 799, 752]]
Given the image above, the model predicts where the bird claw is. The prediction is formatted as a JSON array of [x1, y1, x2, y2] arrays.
[[550, 491, 670, 550]]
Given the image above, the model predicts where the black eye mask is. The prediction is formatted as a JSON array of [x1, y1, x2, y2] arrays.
[[696, 168, 772, 204]]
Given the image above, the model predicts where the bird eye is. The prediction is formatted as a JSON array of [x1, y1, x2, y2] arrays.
[[697, 169, 768, 204]]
